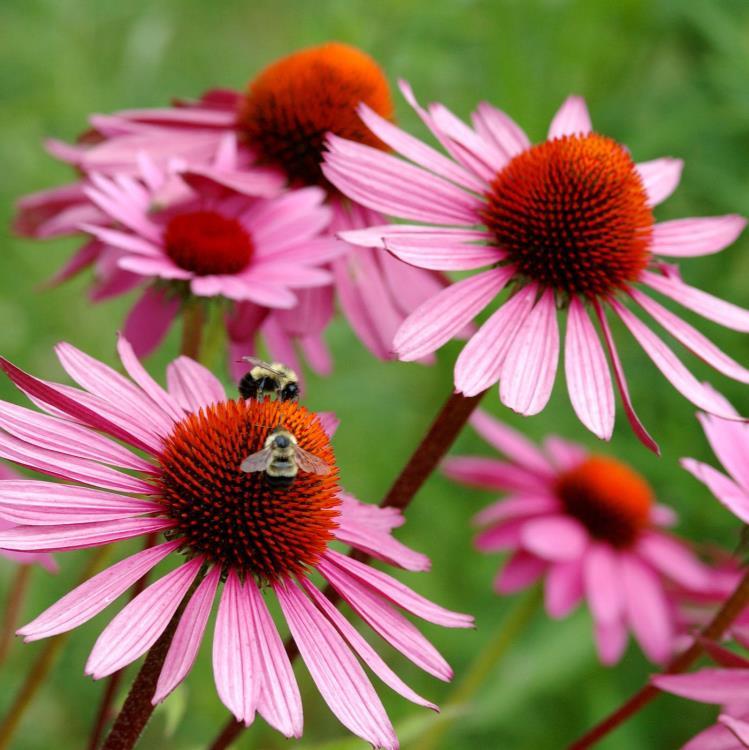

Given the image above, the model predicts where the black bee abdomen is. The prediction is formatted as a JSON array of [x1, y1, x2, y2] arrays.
[[238, 374, 258, 400], [265, 473, 294, 488]]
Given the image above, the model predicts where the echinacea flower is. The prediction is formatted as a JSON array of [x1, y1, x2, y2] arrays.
[[324, 84, 749, 449], [15, 42, 453, 363], [0, 339, 471, 748], [77, 143, 341, 358], [0, 463, 56, 572], [443, 410, 713, 664], [655, 641, 749, 749]]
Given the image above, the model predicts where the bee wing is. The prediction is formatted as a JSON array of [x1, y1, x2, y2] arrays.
[[294, 446, 330, 475], [240, 356, 289, 380], [240, 447, 273, 473]]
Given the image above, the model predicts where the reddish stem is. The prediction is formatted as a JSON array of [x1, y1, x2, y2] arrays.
[[568, 566, 749, 749], [207, 388, 486, 750], [0, 565, 32, 665]]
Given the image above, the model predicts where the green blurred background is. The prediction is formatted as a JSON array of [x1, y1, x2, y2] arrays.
[[1, 0, 749, 747]]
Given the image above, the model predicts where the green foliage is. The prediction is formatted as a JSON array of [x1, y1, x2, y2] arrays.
[[1, 0, 748, 747]]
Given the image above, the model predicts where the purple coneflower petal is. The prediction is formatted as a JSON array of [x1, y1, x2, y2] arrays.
[[473, 496, 558, 527], [442, 457, 550, 495], [564, 297, 615, 440], [318, 558, 452, 680], [620, 553, 673, 663], [697, 413, 749, 491], [583, 544, 623, 624], [494, 550, 546, 594], [384, 235, 502, 271], [719, 715, 749, 746], [542, 436, 587, 470], [339, 224, 487, 250], [548, 95, 592, 139], [631, 290, 749, 383], [681, 458, 749, 523], [154, 565, 221, 704], [276, 579, 397, 750], [79, 224, 161, 256], [0, 517, 174, 553], [454, 282, 536, 397], [394, 267, 511, 361], [652, 216, 746, 257], [301, 577, 437, 711], [322, 550, 473, 628], [654, 670, 749, 704], [545, 558, 584, 618], [118, 255, 193, 280], [470, 101, 530, 162], [166, 356, 226, 412], [595, 618, 628, 665], [637, 532, 711, 590], [635, 157, 683, 207], [520, 515, 587, 561], [0, 480, 159, 525], [245, 578, 303, 738], [86, 558, 202, 679], [213, 570, 260, 725], [124, 287, 180, 359], [19, 540, 180, 641], [500, 289, 560, 416], [683, 722, 744, 750], [640, 270, 749, 332]]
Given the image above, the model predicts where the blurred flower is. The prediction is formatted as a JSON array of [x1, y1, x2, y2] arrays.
[[655, 641, 749, 749], [0, 463, 56, 572], [0, 339, 471, 748], [15, 42, 452, 364], [77, 143, 342, 360], [324, 85, 749, 450], [443, 410, 714, 664]]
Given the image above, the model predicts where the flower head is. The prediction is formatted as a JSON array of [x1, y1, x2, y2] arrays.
[[0, 340, 471, 749], [15, 45, 450, 365], [324, 86, 749, 449], [444, 409, 713, 664]]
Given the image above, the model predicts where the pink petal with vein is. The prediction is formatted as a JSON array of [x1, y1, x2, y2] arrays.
[[521, 516, 587, 561], [548, 96, 592, 139], [636, 158, 684, 206], [652, 216, 746, 257]]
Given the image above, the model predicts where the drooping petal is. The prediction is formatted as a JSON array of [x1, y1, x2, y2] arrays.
[[564, 297, 615, 440], [593, 301, 659, 454], [654, 670, 749, 704], [394, 267, 512, 361], [275, 579, 397, 750], [719, 715, 749, 747], [697, 413, 749, 491], [246, 578, 303, 738], [682, 722, 745, 750], [494, 550, 547, 593], [520, 516, 587, 561], [636, 158, 683, 207], [321, 550, 473, 628], [637, 532, 712, 590], [153, 565, 221, 704], [594, 618, 628, 665], [499, 289, 560, 416], [641, 270, 749, 333], [213, 571, 259, 725], [548, 96, 593, 139], [301, 577, 436, 711], [652, 216, 746, 258], [454, 283, 536, 397], [441, 457, 551, 494], [583, 544, 623, 624], [385, 235, 503, 271], [471, 101, 530, 161], [681, 458, 749, 524], [86, 558, 202, 678], [19, 540, 180, 640], [545, 558, 584, 618], [620, 553, 674, 663]]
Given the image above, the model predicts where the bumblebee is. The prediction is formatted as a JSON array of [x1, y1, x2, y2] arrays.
[[240, 427, 329, 486], [238, 357, 299, 402]]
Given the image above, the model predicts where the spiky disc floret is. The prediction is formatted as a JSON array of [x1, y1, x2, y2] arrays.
[[482, 133, 654, 297], [238, 42, 393, 188], [159, 398, 339, 581], [555, 455, 653, 548]]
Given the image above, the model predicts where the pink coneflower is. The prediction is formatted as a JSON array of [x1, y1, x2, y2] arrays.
[[16, 43, 454, 363], [323, 85, 749, 449], [655, 642, 749, 749], [443, 409, 713, 664], [0, 339, 471, 748], [76, 144, 341, 358]]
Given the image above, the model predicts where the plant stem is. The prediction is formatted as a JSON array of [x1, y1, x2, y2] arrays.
[[180, 301, 205, 361], [415, 585, 543, 750], [0, 565, 32, 665], [100, 573, 203, 750], [207, 387, 487, 750], [88, 533, 158, 750], [0, 547, 110, 750], [567, 566, 749, 749]]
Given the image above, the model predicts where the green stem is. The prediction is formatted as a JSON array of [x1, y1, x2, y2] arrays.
[[180, 301, 205, 360], [0, 547, 110, 750], [414, 586, 543, 750]]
